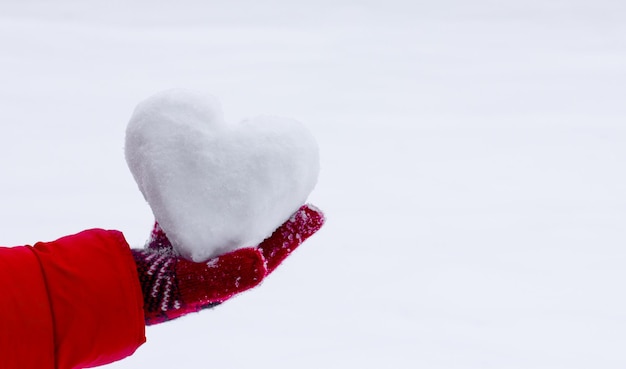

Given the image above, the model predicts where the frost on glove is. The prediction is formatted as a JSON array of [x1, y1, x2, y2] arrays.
[[132, 204, 325, 326], [131, 225, 266, 325], [257, 204, 325, 274]]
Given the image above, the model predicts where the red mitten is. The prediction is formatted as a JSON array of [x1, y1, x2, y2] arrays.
[[132, 204, 325, 325]]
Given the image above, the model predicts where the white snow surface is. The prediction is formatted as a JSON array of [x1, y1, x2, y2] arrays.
[[1, 1, 625, 368], [125, 89, 319, 261]]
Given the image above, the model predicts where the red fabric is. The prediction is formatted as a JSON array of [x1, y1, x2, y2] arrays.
[[0, 246, 55, 368], [0, 229, 146, 369]]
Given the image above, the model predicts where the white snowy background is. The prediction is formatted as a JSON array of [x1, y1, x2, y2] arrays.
[[1, 1, 625, 368]]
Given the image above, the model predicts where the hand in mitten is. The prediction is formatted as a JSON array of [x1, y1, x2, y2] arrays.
[[132, 204, 325, 325], [131, 232, 266, 325]]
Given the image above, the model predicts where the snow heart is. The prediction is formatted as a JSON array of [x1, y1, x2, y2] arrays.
[[125, 89, 320, 262]]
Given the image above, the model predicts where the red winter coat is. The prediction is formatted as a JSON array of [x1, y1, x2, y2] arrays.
[[0, 229, 146, 369]]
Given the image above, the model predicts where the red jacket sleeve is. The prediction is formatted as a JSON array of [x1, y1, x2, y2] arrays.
[[0, 229, 146, 369]]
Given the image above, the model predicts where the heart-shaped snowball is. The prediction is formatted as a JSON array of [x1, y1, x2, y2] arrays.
[[125, 89, 320, 262]]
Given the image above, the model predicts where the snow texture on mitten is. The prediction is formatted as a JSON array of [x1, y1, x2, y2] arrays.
[[258, 204, 325, 274], [132, 227, 266, 325]]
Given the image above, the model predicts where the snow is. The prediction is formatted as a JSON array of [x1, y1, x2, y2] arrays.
[[0, 0, 625, 368], [125, 89, 319, 261]]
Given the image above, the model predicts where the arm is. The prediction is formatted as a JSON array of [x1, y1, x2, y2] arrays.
[[0, 204, 323, 368]]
